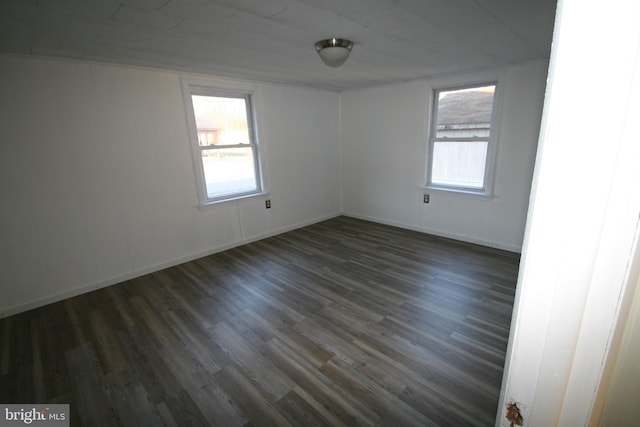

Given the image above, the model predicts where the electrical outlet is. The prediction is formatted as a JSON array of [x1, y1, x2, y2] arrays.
[[265, 199, 271, 209], [423, 194, 430, 204]]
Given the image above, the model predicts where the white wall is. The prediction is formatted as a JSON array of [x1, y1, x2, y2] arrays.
[[0, 55, 341, 316], [340, 59, 548, 252]]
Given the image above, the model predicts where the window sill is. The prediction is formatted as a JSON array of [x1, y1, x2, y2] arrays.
[[422, 185, 494, 200], [197, 191, 270, 211]]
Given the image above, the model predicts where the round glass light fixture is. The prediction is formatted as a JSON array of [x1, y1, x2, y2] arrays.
[[315, 38, 353, 67]]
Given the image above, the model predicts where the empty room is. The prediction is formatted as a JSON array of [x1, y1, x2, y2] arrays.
[[1, 0, 640, 426]]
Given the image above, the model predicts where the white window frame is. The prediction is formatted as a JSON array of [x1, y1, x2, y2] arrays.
[[181, 77, 265, 208], [425, 80, 501, 197]]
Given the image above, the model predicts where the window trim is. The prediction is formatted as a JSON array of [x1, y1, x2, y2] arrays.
[[425, 80, 501, 197], [181, 77, 265, 208]]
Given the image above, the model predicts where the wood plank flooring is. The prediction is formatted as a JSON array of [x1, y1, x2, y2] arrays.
[[0, 216, 520, 426]]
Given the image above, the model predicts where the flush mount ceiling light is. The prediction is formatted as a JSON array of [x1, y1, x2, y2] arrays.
[[315, 38, 353, 67]]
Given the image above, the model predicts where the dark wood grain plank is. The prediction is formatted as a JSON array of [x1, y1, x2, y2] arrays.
[[215, 365, 294, 427], [264, 336, 380, 426], [64, 344, 117, 427]]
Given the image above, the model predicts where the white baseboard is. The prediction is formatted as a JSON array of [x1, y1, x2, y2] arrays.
[[0, 212, 341, 318], [342, 212, 522, 253]]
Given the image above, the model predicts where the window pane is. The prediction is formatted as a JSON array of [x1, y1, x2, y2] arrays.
[[436, 85, 495, 139], [191, 95, 250, 146], [432, 140, 488, 188], [187, 90, 262, 203], [201, 147, 257, 198]]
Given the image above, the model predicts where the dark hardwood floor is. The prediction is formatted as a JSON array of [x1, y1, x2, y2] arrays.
[[0, 216, 520, 426]]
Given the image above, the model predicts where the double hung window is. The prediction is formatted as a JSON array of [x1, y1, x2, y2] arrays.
[[183, 80, 263, 206], [427, 83, 497, 194]]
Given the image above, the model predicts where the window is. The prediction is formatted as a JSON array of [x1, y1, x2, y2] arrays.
[[183, 80, 263, 206], [427, 83, 498, 194]]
